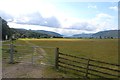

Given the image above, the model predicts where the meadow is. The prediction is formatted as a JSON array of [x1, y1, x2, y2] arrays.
[[20, 38, 118, 64], [2, 38, 119, 78]]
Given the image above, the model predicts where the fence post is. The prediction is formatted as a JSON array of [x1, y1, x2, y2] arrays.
[[32, 46, 37, 64], [31, 47, 34, 64], [85, 59, 90, 78], [55, 47, 59, 69], [9, 43, 14, 64]]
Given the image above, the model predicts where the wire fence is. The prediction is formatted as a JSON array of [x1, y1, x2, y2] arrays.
[[2, 43, 56, 66]]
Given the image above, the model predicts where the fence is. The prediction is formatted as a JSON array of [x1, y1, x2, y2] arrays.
[[2, 43, 34, 64], [55, 48, 120, 78], [2, 43, 56, 66], [2, 44, 120, 78]]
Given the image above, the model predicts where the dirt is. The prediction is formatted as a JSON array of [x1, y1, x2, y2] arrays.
[[2, 47, 47, 78], [2, 40, 69, 78], [2, 40, 77, 79], [2, 41, 49, 78]]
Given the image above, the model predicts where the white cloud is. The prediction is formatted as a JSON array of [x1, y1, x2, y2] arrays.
[[109, 6, 118, 11], [92, 13, 113, 22], [2, 8, 117, 35], [69, 22, 96, 31], [88, 5, 97, 9], [97, 13, 113, 18], [0, 0, 58, 17], [8, 22, 97, 36], [7, 12, 117, 36], [0, 0, 117, 35], [61, 13, 115, 32], [89, 13, 116, 31]]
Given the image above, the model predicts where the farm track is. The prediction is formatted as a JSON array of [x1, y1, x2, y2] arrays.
[[2, 40, 49, 78], [24, 40, 47, 56], [2, 58, 45, 78]]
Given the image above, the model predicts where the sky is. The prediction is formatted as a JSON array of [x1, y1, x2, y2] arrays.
[[0, 0, 119, 36]]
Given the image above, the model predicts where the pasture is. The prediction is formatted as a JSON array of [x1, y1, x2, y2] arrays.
[[20, 38, 118, 64], [2, 38, 119, 78]]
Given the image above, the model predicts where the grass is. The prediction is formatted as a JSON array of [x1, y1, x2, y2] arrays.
[[0, 56, 1, 78], [2, 40, 34, 65], [20, 38, 118, 64], [20, 38, 119, 78], [0, 43, 2, 59], [2, 38, 119, 78]]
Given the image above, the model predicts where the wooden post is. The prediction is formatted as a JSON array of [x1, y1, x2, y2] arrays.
[[6, 35, 8, 40], [31, 47, 34, 64], [85, 59, 90, 78], [32, 46, 36, 64], [9, 43, 14, 63], [55, 47, 59, 69]]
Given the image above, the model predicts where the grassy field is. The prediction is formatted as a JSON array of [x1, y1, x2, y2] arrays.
[[2, 38, 119, 78], [20, 38, 118, 64]]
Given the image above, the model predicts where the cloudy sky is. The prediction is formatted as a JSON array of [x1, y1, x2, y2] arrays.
[[0, 0, 119, 36]]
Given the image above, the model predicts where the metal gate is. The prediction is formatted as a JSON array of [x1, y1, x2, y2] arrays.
[[2, 43, 56, 66]]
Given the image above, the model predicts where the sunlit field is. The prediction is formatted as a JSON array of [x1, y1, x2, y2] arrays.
[[20, 38, 118, 64], [2, 38, 119, 78]]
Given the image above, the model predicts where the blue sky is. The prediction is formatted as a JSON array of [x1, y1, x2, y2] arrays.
[[0, 0, 118, 36], [55, 2, 117, 19]]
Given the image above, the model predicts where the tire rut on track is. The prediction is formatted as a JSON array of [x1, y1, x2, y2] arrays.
[[2, 40, 48, 78]]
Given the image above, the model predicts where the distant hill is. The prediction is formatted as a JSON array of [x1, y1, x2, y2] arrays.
[[34, 30, 62, 37], [92, 30, 120, 38], [72, 30, 120, 38], [72, 33, 93, 38], [2, 16, 119, 39], [10, 28, 63, 38]]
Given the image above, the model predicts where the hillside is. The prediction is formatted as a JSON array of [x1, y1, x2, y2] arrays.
[[92, 30, 120, 38], [11, 28, 63, 38], [72, 33, 93, 38], [33, 30, 62, 37], [2, 18, 12, 40], [72, 30, 119, 38]]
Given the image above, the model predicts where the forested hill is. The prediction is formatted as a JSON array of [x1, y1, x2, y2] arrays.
[[10, 28, 63, 38], [1, 18, 12, 40], [92, 30, 120, 38], [33, 30, 62, 37], [1, 17, 62, 40], [72, 30, 119, 39]]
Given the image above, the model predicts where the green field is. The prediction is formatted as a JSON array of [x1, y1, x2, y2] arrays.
[[2, 38, 119, 78], [20, 38, 118, 64]]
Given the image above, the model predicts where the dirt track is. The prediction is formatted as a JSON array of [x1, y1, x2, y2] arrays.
[[2, 41, 48, 78], [2, 40, 68, 78]]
